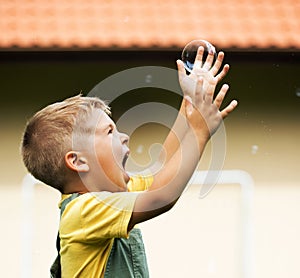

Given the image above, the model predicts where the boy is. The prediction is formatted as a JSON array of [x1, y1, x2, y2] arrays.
[[21, 47, 237, 277]]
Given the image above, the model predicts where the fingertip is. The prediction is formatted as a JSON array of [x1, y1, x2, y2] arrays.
[[221, 99, 238, 118], [218, 51, 224, 57], [196, 46, 205, 57], [231, 100, 238, 107], [223, 83, 229, 90], [219, 84, 229, 94], [177, 59, 185, 70]]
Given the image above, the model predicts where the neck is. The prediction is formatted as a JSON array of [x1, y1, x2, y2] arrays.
[[63, 174, 127, 194], [63, 179, 89, 194]]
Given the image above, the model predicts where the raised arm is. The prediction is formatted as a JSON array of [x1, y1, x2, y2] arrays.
[[128, 71, 238, 231], [148, 47, 230, 175]]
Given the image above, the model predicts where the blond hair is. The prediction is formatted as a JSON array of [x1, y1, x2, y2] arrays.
[[21, 95, 110, 192]]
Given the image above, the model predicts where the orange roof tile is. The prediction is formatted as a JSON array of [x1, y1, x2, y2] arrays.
[[1, 0, 300, 50]]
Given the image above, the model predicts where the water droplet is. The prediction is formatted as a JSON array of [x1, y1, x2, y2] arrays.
[[145, 74, 152, 83], [251, 145, 259, 155], [136, 145, 144, 154]]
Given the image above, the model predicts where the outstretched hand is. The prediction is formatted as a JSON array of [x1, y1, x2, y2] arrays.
[[177, 46, 230, 99], [178, 46, 238, 137], [184, 78, 237, 139]]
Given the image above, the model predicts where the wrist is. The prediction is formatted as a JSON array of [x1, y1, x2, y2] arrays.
[[188, 128, 210, 149]]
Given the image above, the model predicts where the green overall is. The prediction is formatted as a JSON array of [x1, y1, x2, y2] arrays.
[[50, 193, 149, 278]]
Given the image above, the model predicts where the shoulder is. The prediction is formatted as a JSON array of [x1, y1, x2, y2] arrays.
[[61, 191, 139, 217], [127, 173, 154, 192], [60, 192, 140, 240]]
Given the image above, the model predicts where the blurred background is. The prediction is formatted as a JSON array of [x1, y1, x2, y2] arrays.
[[1, 0, 299, 277]]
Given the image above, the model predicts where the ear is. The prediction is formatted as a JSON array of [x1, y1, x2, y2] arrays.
[[65, 151, 90, 173]]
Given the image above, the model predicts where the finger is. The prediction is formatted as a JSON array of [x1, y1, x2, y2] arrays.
[[220, 100, 238, 119], [177, 59, 191, 94], [210, 51, 225, 76], [177, 59, 186, 78], [203, 79, 216, 104], [193, 46, 204, 70], [195, 76, 204, 107], [214, 84, 229, 108], [215, 64, 230, 83], [202, 50, 215, 70]]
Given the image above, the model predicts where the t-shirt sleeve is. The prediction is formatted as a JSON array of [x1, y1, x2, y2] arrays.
[[61, 192, 138, 242], [127, 174, 154, 192]]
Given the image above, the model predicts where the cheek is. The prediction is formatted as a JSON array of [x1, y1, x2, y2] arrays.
[[96, 142, 117, 169], [111, 137, 123, 159], [93, 136, 122, 172]]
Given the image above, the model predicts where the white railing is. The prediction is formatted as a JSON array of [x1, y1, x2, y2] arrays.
[[188, 170, 255, 278]]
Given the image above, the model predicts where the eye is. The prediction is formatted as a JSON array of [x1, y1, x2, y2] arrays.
[[107, 125, 113, 134]]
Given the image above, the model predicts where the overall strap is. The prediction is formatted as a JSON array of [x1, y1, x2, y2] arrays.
[[60, 193, 81, 216], [104, 228, 149, 278], [50, 193, 81, 278]]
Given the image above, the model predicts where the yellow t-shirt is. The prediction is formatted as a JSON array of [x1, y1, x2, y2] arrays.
[[59, 174, 153, 278]]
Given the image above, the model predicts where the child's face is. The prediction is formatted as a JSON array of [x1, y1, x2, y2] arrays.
[[91, 110, 130, 191]]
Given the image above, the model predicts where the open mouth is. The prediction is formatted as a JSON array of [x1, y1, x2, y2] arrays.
[[122, 152, 129, 169]]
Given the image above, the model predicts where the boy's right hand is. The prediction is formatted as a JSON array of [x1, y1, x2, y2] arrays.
[[184, 77, 238, 142]]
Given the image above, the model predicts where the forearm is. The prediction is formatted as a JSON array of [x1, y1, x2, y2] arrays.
[[146, 100, 189, 176], [158, 101, 188, 162], [128, 129, 208, 231], [148, 128, 208, 205]]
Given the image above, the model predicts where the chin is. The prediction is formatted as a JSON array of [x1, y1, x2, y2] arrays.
[[123, 171, 130, 183]]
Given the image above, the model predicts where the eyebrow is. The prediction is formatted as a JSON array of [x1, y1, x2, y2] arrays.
[[97, 122, 115, 134]]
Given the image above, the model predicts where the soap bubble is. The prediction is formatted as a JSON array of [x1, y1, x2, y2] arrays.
[[251, 145, 259, 155], [181, 39, 217, 73]]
